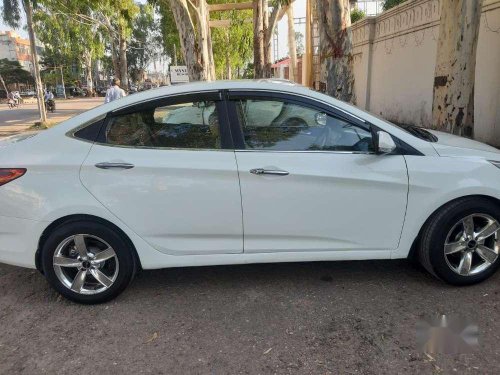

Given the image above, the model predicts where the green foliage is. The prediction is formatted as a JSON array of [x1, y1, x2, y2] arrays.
[[210, 8, 253, 79], [34, 0, 106, 83], [154, 0, 183, 65], [295, 32, 304, 55], [382, 0, 407, 11], [0, 58, 34, 84], [1, 0, 22, 28], [350, 8, 366, 23], [127, 4, 163, 82]]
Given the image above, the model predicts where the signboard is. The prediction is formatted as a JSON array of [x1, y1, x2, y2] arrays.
[[170, 66, 189, 85], [56, 85, 65, 98]]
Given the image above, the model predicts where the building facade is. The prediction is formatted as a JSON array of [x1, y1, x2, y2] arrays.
[[0, 31, 40, 73]]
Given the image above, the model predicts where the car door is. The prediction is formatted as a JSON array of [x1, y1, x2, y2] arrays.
[[226, 91, 409, 253], [80, 92, 243, 255]]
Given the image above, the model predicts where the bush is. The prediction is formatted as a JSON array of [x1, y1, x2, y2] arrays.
[[351, 8, 366, 23], [383, 0, 408, 11]]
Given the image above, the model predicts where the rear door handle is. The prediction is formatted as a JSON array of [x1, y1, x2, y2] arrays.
[[95, 162, 135, 170], [250, 168, 289, 176]]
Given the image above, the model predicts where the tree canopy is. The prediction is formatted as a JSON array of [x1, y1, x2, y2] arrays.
[[127, 3, 163, 83], [0, 58, 34, 85], [211, 8, 254, 79]]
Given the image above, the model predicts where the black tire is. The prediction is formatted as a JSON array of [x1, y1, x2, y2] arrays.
[[418, 197, 500, 285], [41, 220, 136, 304]]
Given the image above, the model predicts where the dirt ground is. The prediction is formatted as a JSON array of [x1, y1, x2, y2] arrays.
[[1, 259, 499, 374]]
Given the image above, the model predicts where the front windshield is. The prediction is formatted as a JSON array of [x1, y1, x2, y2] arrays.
[[309, 89, 439, 143]]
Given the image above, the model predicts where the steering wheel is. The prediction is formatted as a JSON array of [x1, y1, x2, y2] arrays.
[[351, 137, 373, 152]]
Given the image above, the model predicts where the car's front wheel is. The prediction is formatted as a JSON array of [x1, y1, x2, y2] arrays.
[[419, 197, 500, 285], [41, 220, 136, 304]]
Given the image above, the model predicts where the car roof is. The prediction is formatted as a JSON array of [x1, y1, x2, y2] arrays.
[[86, 79, 348, 117]]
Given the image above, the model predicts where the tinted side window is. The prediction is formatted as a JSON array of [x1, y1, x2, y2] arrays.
[[104, 100, 221, 149], [73, 118, 105, 142], [234, 99, 373, 152]]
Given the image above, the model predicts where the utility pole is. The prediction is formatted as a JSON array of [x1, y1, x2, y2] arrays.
[[59, 66, 66, 99], [24, 0, 47, 122]]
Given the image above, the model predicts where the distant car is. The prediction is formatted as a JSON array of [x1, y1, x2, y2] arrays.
[[1, 80, 500, 304]]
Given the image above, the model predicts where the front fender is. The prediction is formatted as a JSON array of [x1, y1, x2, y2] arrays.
[[393, 156, 500, 258]]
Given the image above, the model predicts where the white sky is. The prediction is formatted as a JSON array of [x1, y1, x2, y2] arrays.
[[0, 0, 306, 68]]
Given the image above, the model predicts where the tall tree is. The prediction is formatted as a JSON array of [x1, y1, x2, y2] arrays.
[[286, 2, 297, 81], [2, 0, 46, 121], [91, 0, 138, 89], [253, 0, 286, 78], [127, 4, 162, 83], [317, 0, 355, 102], [211, 8, 253, 79], [156, 0, 183, 66], [160, 0, 215, 81], [37, 0, 137, 90], [432, 0, 483, 137], [253, 0, 265, 77], [34, 0, 105, 93]]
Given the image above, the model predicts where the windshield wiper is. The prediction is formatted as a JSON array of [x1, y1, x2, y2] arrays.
[[399, 124, 438, 142]]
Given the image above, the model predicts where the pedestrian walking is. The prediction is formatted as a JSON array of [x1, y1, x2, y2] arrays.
[[104, 79, 127, 103]]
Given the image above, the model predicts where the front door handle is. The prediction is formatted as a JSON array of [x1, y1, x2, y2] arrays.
[[250, 168, 289, 176], [95, 162, 135, 170]]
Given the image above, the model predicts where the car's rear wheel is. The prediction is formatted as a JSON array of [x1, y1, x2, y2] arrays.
[[419, 197, 500, 285], [41, 220, 136, 304]]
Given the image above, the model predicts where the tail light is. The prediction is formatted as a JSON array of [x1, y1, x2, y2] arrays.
[[0, 168, 26, 186]]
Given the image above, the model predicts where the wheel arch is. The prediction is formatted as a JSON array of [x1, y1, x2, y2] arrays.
[[407, 194, 500, 260], [35, 214, 142, 273]]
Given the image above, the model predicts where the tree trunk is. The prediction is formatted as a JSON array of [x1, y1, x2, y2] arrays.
[[109, 37, 121, 82], [254, 1, 284, 78], [206, 25, 216, 80], [23, 0, 46, 122], [262, 0, 271, 77], [253, 0, 265, 78], [59, 66, 67, 99], [84, 52, 93, 93], [432, 0, 483, 137], [0, 74, 8, 97], [286, 5, 298, 81], [317, 0, 355, 103], [197, 0, 215, 81], [118, 25, 129, 89], [169, 0, 204, 81]]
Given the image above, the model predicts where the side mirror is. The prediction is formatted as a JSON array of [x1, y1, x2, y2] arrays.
[[376, 131, 397, 154]]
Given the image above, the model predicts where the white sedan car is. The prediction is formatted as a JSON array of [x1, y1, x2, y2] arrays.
[[1, 80, 499, 304]]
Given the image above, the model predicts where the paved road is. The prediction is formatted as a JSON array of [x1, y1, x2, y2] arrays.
[[1, 260, 499, 374], [0, 98, 103, 137]]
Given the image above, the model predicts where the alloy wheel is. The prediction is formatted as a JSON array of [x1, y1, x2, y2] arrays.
[[444, 214, 500, 276], [53, 234, 119, 295]]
